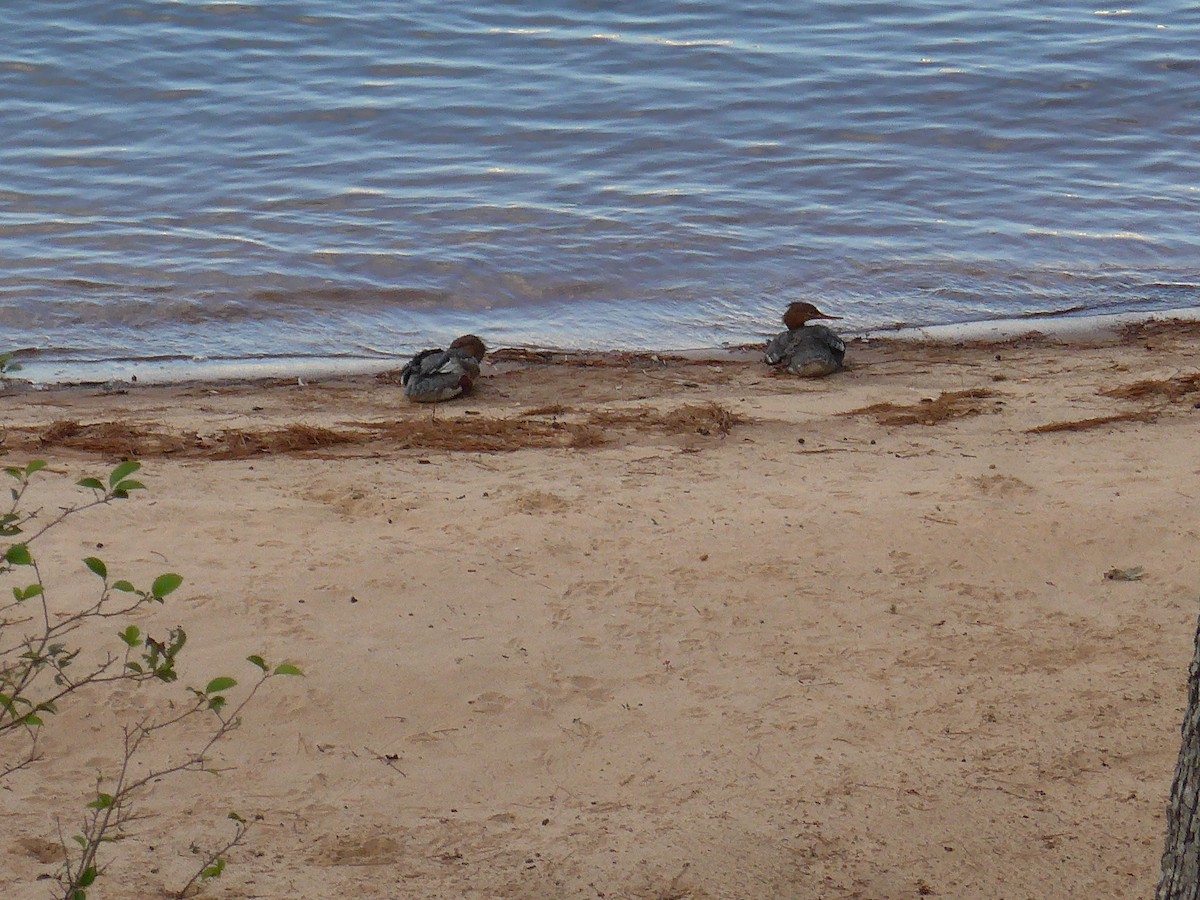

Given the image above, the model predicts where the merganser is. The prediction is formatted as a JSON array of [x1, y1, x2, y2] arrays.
[[764, 302, 845, 377], [401, 334, 487, 402]]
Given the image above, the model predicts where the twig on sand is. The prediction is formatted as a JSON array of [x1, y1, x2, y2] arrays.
[[365, 747, 407, 777]]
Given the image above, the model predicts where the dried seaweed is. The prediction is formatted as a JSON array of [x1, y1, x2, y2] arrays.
[[206, 424, 365, 459], [587, 402, 743, 436], [522, 404, 572, 417], [346, 417, 606, 452], [3, 397, 741, 462], [1119, 319, 1200, 344], [843, 389, 999, 426], [1100, 373, 1200, 402], [1025, 411, 1156, 434], [21, 420, 196, 456]]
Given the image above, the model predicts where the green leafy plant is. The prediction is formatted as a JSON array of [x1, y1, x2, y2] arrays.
[[1, 459, 302, 899]]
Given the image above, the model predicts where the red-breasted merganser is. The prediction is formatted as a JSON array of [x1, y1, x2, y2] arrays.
[[764, 302, 846, 377], [401, 334, 487, 402]]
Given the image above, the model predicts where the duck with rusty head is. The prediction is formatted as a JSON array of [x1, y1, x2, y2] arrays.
[[401, 334, 487, 402], [764, 302, 846, 378]]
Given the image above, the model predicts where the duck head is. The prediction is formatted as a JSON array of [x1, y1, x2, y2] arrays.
[[782, 302, 841, 330], [449, 334, 487, 360]]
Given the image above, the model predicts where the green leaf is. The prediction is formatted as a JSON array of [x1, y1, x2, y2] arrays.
[[119, 625, 141, 647], [4, 544, 32, 566], [86, 793, 114, 810], [124, 661, 144, 674], [205, 676, 237, 695], [20, 713, 43, 727], [4, 466, 21, 480], [78, 865, 97, 887], [151, 573, 182, 598], [24, 460, 47, 476], [73, 835, 87, 848], [111, 580, 136, 593], [112, 479, 145, 494], [72, 890, 86, 900], [246, 655, 267, 671], [201, 857, 226, 880], [76, 477, 105, 491], [272, 663, 303, 677], [83, 557, 107, 579], [208, 695, 227, 713], [108, 460, 141, 488], [20, 583, 43, 600]]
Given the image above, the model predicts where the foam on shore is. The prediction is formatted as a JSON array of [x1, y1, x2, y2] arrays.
[[860, 305, 1200, 343], [6, 306, 1198, 387]]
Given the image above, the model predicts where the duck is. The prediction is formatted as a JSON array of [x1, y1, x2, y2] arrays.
[[400, 334, 487, 402], [764, 302, 846, 377]]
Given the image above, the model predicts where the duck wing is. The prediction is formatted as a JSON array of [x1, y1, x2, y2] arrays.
[[401, 348, 444, 386], [443, 348, 481, 379], [402, 348, 481, 402], [764, 329, 795, 365], [765, 325, 846, 376], [807, 324, 846, 363]]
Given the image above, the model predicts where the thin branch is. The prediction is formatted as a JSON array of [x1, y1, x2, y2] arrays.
[[173, 817, 253, 899]]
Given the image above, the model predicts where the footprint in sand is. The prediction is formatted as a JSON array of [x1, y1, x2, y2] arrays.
[[971, 473, 1034, 496], [510, 490, 573, 514], [311, 833, 402, 867]]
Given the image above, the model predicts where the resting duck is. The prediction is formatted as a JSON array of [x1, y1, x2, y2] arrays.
[[764, 302, 846, 377], [400, 334, 487, 402]]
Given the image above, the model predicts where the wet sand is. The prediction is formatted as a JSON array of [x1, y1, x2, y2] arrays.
[[2, 320, 1198, 898]]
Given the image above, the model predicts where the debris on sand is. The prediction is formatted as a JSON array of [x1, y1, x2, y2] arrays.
[[3, 402, 742, 460], [1100, 373, 1200, 403], [588, 402, 743, 437], [843, 389, 999, 427], [1104, 566, 1145, 582], [1025, 411, 1156, 434]]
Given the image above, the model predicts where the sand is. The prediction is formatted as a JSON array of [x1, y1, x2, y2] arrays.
[[2, 319, 1199, 899]]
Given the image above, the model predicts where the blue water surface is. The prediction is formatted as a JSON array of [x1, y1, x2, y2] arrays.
[[1, 1, 1197, 374]]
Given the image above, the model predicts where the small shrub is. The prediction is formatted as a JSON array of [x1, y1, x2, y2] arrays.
[[1, 459, 301, 898]]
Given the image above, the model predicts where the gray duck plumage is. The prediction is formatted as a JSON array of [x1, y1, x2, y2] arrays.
[[401, 334, 487, 402], [764, 303, 845, 377]]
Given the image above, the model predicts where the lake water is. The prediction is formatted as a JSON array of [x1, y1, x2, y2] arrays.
[[2, 1, 1198, 380]]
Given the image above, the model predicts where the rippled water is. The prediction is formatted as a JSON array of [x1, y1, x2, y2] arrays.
[[1, 1, 1198, 377]]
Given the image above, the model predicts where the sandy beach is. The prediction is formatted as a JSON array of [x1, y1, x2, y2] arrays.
[[2, 319, 1199, 899]]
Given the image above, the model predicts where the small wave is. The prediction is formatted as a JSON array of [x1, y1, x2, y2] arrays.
[[1024, 228, 1155, 243], [198, 3, 259, 14], [586, 31, 734, 49], [651, 37, 734, 48]]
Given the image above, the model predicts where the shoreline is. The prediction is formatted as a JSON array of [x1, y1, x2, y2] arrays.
[[6, 305, 1200, 388]]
